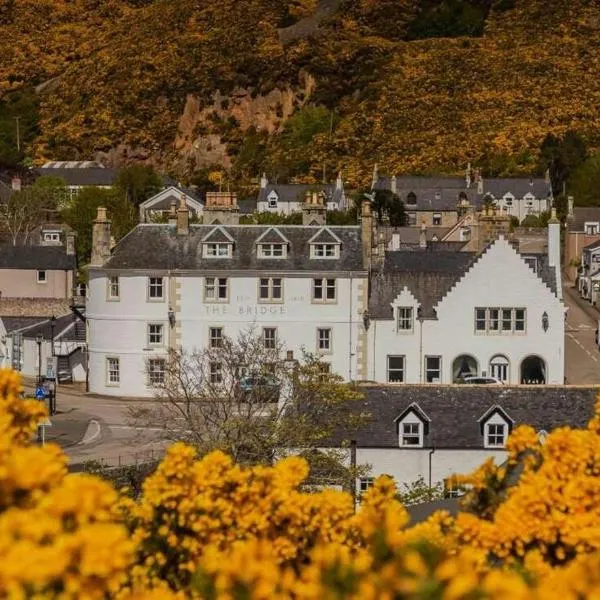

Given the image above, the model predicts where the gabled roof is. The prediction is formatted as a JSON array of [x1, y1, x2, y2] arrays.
[[568, 207, 600, 232], [33, 167, 116, 187], [394, 402, 431, 423], [257, 183, 342, 206], [101, 224, 365, 273], [0, 244, 76, 270], [255, 227, 290, 245], [139, 186, 203, 213], [369, 249, 476, 319], [322, 385, 598, 449], [477, 404, 515, 424], [583, 239, 600, 252], [307, 227, 342, 245], [201, 226, 235, 243]]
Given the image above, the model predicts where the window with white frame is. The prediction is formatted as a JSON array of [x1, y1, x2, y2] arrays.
[[259, 277, 283, 302], [585, 222, 600, 235], [425, 356, 441, 383], [258, 243, 286, 258], [312, 278, 336, 302], [147, 323, 164, 346], [148, 277, 164, 300], [37, 270, 47, 283], [43, 231, 61, 243], [262, 327, 277, 349], [489, 355, 509, 382], [475, 308, 526, 333], [107, 276, 120, 300], [311, 243, 339, 259], [209, 327, 223, 349], [432, 213, 442, 226], [148, 358, 166, 385], [387, 355, 405, 383], [401, 422, 422, 446], [397, 307, 413, 332], [204, 277, 228, 302], [203, 242, 232, 258], [209, 361, 222, 384], [106, 357, 120, 385], [317, 328, 331, 353], [358, 477, 374, 500], [459, 227, 471, 242], [267, 191, 278, 209], [485, 423, 506, 447]]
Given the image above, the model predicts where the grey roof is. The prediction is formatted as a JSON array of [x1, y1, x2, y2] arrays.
[[523, 252, 558, 295], [326, 385, 598, 449], [239, 198, 257, 214], [369, 249, 476, 318], [257, 183, 344, 207], [102, 224, 365, 272], [375, 176, 551, 212], [583, 239, 600, 252], [34, 167, 116, 187], [570, 207, 600, 232], [379, 226, 453, 245], [1, 316, 47, 333], [0, 245, 76, 270]]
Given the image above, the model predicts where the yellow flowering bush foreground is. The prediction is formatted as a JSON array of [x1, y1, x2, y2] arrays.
[[3, 369, 600, 599]]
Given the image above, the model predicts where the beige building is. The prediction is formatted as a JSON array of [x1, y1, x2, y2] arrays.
[[564, 206, 600, 282], [0, 239, 76, 299]]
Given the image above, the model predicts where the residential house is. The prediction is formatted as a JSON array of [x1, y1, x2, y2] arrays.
[[372, 165, 552, 228], [564, 204, 600, 282], [0, 235, 76, 299], [35, 161, 116, 200], [139, 186, 204, 223], [257, 173, 346, 215], [87, 196, 367, 396], [578, 239, 600, 304], [365, 212, 564, 385], [323, 385, 597, 491]]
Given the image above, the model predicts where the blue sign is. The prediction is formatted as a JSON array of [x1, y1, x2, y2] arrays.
[[35, 386, 46, 401]]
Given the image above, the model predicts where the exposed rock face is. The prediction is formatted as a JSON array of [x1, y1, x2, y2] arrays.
[[174, 72, 315, 171]]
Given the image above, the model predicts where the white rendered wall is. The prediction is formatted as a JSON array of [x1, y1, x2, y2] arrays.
[[368, 238, 564, 384], [88, 271, 367, 397]]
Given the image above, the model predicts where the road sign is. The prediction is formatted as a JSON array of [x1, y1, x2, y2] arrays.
[[35, 386, 46, 400]]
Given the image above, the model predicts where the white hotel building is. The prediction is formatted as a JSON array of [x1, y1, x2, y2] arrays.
[[87, 194, 564, 397]]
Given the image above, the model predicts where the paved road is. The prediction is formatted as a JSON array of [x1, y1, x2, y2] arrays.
[[563, 283, 600, 384]]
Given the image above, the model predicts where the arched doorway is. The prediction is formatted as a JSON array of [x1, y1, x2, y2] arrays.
[[520, 356, 546, 384], [452, 355, 478, 383], [489, 355, 510, 383]]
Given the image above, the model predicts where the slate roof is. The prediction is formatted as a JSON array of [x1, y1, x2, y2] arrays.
[[101, 224, 365, 272], [0, 245, 76, 270], [570, 207, 600, 232], [375, 176, 551, 212], [257, 183, 344, 207], [34, 167, 116, 187], [583, 239, 600, 252], [379, 226, 453, 245], [1, 316, 47, 333], [324, 385, 598, 449], [7, 312, 79, 340], [369, 250, 476, 319], [524, 253, 558, 295]]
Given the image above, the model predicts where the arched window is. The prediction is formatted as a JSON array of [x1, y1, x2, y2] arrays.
[[489, 355, 509, 383], [407, 192, 417, 205], [452, 354, 478, 383], [520, 355, 546, 384]]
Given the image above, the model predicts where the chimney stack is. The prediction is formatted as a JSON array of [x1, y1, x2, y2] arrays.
[[465, 163, 472, 188], [177, 194, 189, 235], [391, 175, 397, 196], [302, 190, 326, 226], [371, 163, 378, 190], [260, 173, 268, 189], [204, 191, 239, 225], [90, 207, 112, 267], [547, 208, 560, 268], [11, 177, 21, 192], [361, 197, 373, 268], [65, 231, 76, 256], [336, 171, 343, 191], [419, 221, 427, 248], [567, 196, 574, 219], [391, 231, 400, 250], [377, 232, 385, 262]]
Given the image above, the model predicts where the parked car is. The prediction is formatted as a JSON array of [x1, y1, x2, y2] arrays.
[[237, 374, 280, 401], [462, 376, 504, 385]]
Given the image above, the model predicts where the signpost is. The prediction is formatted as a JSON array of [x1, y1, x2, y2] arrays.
[[38, 418, 52, 446]]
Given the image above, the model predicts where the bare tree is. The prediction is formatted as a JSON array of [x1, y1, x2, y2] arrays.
[[128, 328, 369, 486], [0, 187, 58, 245]]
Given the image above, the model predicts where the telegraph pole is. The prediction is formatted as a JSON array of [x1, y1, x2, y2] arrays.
[[14, 116, 21, 152]]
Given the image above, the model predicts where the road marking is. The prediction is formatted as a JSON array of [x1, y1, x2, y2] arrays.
[[81, 419, 101, 445], [566, 333, 600, 363], [109, 425, 166, 432]]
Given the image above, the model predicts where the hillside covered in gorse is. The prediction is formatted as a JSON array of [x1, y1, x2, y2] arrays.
[[1, 0, 599, 185]]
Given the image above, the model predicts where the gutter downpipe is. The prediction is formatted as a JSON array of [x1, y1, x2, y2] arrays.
[[348, 272, 353, 381], [428, 445, 436, 489], [419, 316, 424, 383]]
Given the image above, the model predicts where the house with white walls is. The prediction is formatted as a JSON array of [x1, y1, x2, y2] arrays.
[[322, 385, 597, 492], [139, 186, 204, 223], [364, 212, 564, 385], [256, 173, 347, 215], [86, 194, 368, 397]]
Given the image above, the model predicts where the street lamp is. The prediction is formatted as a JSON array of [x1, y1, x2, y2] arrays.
[[49, 315, 56, 357], [35, 332, 43, 384], [542, 311, 549, 333]]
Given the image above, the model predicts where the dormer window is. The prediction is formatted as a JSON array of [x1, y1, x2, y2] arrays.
[[401, 422, 421, 446], [259, 243, 286, 258], [585, 222, 600, 235], [397, 307, 413, 332], [203, 242, 232, 258], [310, 243, 340, 259], [479, 406, 513, 449], [395, 403, 429, 448], [267, 190, 278, 209], [485, 423, 506, 447]]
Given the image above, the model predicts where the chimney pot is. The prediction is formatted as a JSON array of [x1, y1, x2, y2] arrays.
[[91, 206, 112, 266]]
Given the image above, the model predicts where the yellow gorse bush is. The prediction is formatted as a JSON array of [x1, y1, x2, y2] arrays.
[[2, 368, 600, 598]]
